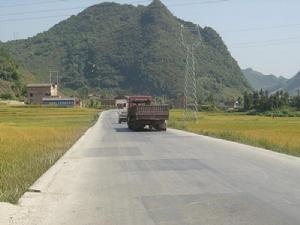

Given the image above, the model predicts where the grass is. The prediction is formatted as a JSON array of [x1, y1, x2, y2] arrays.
[[0, 106, 99, 203], [169, 110, 300, 157]]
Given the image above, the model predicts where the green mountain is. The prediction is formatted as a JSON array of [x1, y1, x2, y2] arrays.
[[242, 68, 287, 92], [3, 0, 251, 100], [286, 72, 300, 95], [0, 49, 23, 98], [243, 68, 300, 95]]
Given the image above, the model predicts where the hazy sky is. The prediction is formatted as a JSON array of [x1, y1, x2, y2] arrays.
[[1, 0, 300, 78]]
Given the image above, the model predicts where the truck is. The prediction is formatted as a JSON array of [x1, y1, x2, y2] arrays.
[[127, 96, 169, 131], [117, 99, 128, 124], [118, 106, 128, 124], [115, 99, 127, 109]]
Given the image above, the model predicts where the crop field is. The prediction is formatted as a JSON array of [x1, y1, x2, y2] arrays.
[[0, 106, 98, 203], [169, 110, 300, 157]]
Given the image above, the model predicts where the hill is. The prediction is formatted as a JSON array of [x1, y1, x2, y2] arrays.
[[3, 0, 251, 100], [286, 71, 300, 95], [0, 49, 23, 98], [242, 68, 287, 92], [243, 68, 300, 95]]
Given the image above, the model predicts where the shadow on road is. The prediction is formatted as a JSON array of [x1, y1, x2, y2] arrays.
[[114, 127, 132, 132], [114, 127, 160, 133]]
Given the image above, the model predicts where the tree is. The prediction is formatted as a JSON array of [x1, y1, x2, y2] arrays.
[[291, 89, 300, 110], [243, 91, 253, 111], [243, 90, 292, 112], [253, 91, 260, 109], [0, 49, 24, 98]]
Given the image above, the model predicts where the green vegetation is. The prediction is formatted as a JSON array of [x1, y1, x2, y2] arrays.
[[243, 90, 300, 114], [0, 49, 24, 99], [292, 93, 300, 110], [0, 106, 98, 203], [287, 71, 300, 95], [3, 0, 251, 100], [243, 90, 289, 111], [242, 68, 287, 92], [243, 68, 300, 95], [169, 110, 300, 157], [0, 93, 14, 100]]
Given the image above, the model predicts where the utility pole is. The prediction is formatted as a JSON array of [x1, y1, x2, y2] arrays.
[[180, 24, 203, 122], [49, 70, 59, 85], [13, 32, 19, 40]]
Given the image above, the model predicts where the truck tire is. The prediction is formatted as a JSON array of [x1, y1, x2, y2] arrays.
[[133, 124, 144, 131], [127, 118, 133, 130], [158, 121, 167, 131]]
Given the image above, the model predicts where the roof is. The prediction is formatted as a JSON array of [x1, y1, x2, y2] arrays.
[[128, 96, 153, 99], [27, 84, 53, 88], [42, 97, 76, 101]]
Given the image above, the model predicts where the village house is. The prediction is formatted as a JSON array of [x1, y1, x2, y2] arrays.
[[27, 83, 58, 104]]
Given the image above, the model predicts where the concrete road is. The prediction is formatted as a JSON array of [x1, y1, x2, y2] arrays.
[[4, 110, 300, 225]]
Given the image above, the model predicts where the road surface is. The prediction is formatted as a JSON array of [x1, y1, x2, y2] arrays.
[[4, 110, 300, 225]]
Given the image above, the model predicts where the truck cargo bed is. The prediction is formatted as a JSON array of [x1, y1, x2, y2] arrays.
[[126, 96, 170, 131], [130, 105, 169, 120]]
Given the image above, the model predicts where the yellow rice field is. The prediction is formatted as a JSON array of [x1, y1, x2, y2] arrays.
[[169, 110, 300, 157], [0, 106, 98, 203]]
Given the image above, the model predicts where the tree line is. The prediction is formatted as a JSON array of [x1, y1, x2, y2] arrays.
[[243, 89, 300, 111]]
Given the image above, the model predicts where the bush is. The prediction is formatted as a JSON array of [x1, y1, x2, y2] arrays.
[[0, 93, 14, 100], [247, 109, 300, 117]]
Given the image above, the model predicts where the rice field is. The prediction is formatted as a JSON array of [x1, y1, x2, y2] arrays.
[[169, 110, 300, 157], [0, 106, 98, 203]]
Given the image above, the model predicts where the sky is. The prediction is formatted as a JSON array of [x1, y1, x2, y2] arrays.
[[0, 0, 300, 78]]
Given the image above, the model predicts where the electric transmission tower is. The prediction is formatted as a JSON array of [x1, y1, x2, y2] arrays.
[[180, 24, 203, 122]]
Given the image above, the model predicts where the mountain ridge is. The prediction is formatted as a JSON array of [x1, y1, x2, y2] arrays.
[[243, 68, 300, 95], [3, 0, 251, 100], [286, 71, 300, 95]]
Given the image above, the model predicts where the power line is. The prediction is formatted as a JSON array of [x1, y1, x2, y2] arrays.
[[0, 0, 75, 8], [0, 1, 151, 17], [5, 3, 297, 49], [221, 23, 300, 33], [0, 7, 85, 17], [0, 0, 229, 9], [0, 0, 229, 14], [230, 36, 300, 47], [0, 0, 151, 9], [4, 13, 300, 50], [1, 0, 299, 38], [169, 0, 230, 7], [0, 0, 231, 23], [2, 0, 300, 49], [235, 36, 300, 45], [231, 40, 300, 49], [0, 14, 72, 23]]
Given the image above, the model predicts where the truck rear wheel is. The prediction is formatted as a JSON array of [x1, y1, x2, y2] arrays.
[[128, 122, 133, 130], [158, 121, 167, 131], [133, 124, 144, 131]]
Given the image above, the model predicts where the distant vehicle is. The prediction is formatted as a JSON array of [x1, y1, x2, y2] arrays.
[[127, 96, 169, 131], [116, 99, 127, 109], [118, 108, 128, 124]]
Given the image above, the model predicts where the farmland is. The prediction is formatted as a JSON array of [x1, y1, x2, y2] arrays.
[[169, 110, 300, 157], [0, 106, 98, 203]]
